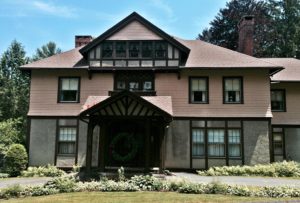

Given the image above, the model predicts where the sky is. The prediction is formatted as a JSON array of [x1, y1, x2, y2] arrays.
[[0, 0, 228, 57]]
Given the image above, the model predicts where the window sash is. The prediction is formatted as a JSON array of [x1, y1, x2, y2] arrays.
[[61, 78, 78, 91], [58, 127, 77, 155], [58, 142, 76, 154], [190, 78, 208, 103], [271, 90, 285, 111]]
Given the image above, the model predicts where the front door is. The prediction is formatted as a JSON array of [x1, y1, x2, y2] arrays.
[[105, 120, 146, 167]]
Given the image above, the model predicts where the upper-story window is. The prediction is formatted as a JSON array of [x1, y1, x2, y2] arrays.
[[189, 77, 208, 103], [142, 41, 153, 58], [271, 90, 286, 111], [129, 42, 140, 58], [223, 77, 243, 104], [116, 42, 126, 58], [115, 72, 154, 92], [102, 42, 113, 58], [155, 41, 167, 58], [58, 77, 80, 103]]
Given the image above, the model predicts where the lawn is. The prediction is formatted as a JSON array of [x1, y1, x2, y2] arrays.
[[4, 192, 299, 203]]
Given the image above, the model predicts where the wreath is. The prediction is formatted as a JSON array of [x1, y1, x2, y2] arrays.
[[109, 132, 139, 162]]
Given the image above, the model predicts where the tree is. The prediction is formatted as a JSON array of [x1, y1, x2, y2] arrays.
[[198, 0, 270, 57], [264, 0, 300, 58], [198, 0, 300, 58], [0, 40, 29, 121], [32, 41, 61, 61]]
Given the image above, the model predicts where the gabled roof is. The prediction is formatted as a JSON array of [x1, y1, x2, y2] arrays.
[[262, 58, 300, 82], [79, 12, 190, 55], [80, 90, 173, 122]]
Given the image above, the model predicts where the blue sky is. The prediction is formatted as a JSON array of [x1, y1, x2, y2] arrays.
[[0, 0, 228, 56]]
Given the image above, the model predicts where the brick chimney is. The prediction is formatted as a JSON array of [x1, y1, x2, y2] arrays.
[[237, 16, 254, 56], [75, 35, 93, 48]]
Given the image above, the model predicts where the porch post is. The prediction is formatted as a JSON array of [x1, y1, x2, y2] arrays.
[[145, 119, 151, 172], [159, 125, 166, 173], [99, 121, 106, 171], [86, 120, 95, 176]]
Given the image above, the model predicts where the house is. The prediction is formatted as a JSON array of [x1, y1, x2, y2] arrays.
[[21, 12, 300, 173]]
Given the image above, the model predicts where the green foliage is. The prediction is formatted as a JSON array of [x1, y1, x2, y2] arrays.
[[0, 184, 23, 199], [0, 173, 9, 178], [197, 161, 300, 177], [24, 186, 59, 197], [32, 41, 61, 61], [72, 164, 81, 173], [21, 164, 65, 177], [118, 166, 125, 182], [44, 176, 76, 193], [198, 0, 300, 58], [129, 175, 163, 191], [4, 144, 28, 177]]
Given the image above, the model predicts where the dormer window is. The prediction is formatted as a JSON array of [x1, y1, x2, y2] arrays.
[[102, 42, 113, 58], [129, 42, 140, 58], [116, 42, 126, 58], [155, 41, 166, 58]]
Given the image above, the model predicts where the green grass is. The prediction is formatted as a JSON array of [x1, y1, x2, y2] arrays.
[[3, 192, 300, 203]]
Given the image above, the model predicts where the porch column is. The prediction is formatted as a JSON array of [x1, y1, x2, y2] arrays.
[[86, 120, 96, 176], [159, 125, 166, 173], [98, 121, 106, 171], [145, 119, 151, 172]]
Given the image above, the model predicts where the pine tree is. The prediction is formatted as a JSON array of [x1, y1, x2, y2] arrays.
[[32, 41, 61, 61]]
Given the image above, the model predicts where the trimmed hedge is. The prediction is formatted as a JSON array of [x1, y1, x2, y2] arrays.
[[197, 161, 300, 177]]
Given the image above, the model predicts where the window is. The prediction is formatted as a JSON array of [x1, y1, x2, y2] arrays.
[[192, 129, 205, 156], [58, 127, 77, 155], [142, 41, 153, 57], [190, 77, 208, 103], [271, 90, 286, 111], [58, 78, 80, 102], [114, 72, 154, 92], [129, 42, 140, 58], [116, 42, 126, 58], [273, 128, 284, 155], [224, 77, 243, 103], [208, 129, 225, 156], [228, 129, 241, 157], [102, 42, 113, 58], [155, 42, 166, 58]]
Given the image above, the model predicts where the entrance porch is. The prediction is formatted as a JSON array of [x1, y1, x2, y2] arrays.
[[79, 91, 173, 175]]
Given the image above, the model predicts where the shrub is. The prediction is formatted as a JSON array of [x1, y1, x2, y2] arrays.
[[4, 144, 28, 177], [100, 180, 139, 192], [129, 175, 162, 191], [44, 176, 76, 193], [118, 166, 125, 182], [0, 184, 23, 199], [0, 173, 9, 178], [197, 161, 300, 177], [21, 164, 65, 177]]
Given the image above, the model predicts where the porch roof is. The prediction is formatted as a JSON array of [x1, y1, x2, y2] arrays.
[[79, 91, 173, 122]]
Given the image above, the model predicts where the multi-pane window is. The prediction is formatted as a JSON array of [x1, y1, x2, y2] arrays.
[[224, 77, 243, 103], [58, 78, 80, 102], [129, 42, 140, 58], [155, 42, 167, 58], [116, 42, 126, 58], [208, 129, 225, 156], [228, 129, 241, 157], [102, 42, 113, 58], [271, 90, 286, 111], [192, 129, 205, 156], [142, 41, 153, 58], [190, 78, 208, 103], [58, 127, 76, 154], [115, 72, 154, 91]]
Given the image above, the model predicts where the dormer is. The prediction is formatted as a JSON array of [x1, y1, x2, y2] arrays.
[[79, 12, 190, 70]]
